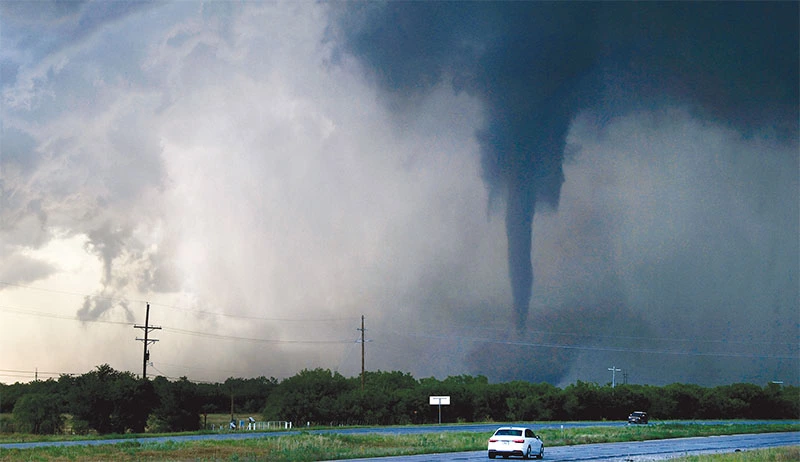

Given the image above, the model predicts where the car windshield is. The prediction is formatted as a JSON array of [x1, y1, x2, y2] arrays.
[[495, 429, 523, 436]]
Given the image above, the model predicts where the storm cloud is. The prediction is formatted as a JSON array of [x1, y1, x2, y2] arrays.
[[0, 1, 796, 386], [330, 1, 798, 383], [331, 0, 797, 324]]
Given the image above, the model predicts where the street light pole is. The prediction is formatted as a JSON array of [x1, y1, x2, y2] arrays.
[[608, 366, 621, 388]]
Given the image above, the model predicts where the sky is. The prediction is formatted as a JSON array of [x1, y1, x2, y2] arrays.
[[1, 1, 797, 387]]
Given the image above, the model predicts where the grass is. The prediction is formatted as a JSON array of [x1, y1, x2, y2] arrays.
[[0, 414, 283, 444], [0, 422, 797, 461], [0, 433, 482, 461], [671, 446, 800, 461]]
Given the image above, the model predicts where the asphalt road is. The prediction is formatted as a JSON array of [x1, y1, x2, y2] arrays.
[[1, 422, 797, 462], [332, 432, 800, 461]]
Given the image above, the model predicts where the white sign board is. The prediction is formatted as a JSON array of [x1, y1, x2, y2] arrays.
[[429, 395, 450, 405]]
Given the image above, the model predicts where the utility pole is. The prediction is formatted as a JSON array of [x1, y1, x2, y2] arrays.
[[608, 366, 621, 388], [134, 303, 161, 380], [358, 315, 366, 391]]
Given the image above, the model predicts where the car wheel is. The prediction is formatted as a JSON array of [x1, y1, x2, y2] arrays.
[[523, 445, 531, 459], [488, 452, 495, 459], [538, 445, 544, 459]]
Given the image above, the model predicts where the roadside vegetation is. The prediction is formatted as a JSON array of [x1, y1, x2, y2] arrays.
[[1, 365, 797, 438], [672, 446, 800, 461], [0, 423, 797, 461]]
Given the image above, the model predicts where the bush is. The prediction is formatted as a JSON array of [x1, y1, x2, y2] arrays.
[[13, 393, 64, 434]]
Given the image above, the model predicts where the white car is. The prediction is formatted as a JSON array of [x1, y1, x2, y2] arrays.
[[487, 426, 544, 459]]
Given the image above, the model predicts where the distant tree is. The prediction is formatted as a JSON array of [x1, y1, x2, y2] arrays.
[[724, 383, 764, 419], [761, 383, 800, 419], [562, 381, 603, 420], [13, 393, 64, 434], [222, 376, 278, 415], [151, 376, 201, 432], [2, 381, 47, 415], [658, 383, 703, 419], [196, 382, 228, 414], [68, 364, 156, 434], [696, 383, 785, 419], [508, 381, 564, 421], [504, 380, 538, 421], [439, 375, 486, 422], [602, 385, 651, 421], [471, 380, 509, 422], [262, 368, 353, 426]]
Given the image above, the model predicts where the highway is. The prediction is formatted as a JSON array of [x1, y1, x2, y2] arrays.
[[0, 421, 624, 450], [1, 422, 797, 462], [332, 432, 799, 461]]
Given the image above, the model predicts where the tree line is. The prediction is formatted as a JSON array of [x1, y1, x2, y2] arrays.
[[1, 365, 797, 434]]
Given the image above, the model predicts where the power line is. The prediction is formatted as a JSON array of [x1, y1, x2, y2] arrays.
[[148, 364, 178, 381], [0, 281, 127, 302], [0, 304, 132, 326], [0, 281, 359, 323], [388, 331, 799, 360], [152, 361, 247, 377], [5, 280, 793, 350], [0, 368, 75, 378], [155, 302, 359, 323], [3, 301, 796, 360], [0, 303, 355, 346], [165, 326, 354, 344], [3, 284, 796, 361], [461, 322, 798, 348]]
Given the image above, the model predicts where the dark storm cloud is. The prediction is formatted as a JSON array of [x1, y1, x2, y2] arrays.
[[330, 1, 799, 331], [77, 294, 134, 323], [85, 222, 132, 287], [2, 0, 795, 385], [594, 2, 798, 135]]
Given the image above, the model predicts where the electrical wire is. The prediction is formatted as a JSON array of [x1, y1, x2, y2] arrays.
[[0, 304, 356, 347], [0, 281, 360, 323], [0, 304, 132, 326], [469, 322, 798, 348], [3, 282, 796, 364], [164, 326, 355, 344], [385, 331, 799, 360]]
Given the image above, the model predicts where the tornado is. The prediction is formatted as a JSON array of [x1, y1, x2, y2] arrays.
[[331, 2, 597, 328], [480, 105, 574, 329], [330, 1, 798, 333], [475, 9, 597, 327], [504, 178, 533, 329]]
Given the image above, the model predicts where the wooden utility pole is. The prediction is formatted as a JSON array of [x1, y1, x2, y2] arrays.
[[134, 303, 161, 379], [358, 315, 366, 391]]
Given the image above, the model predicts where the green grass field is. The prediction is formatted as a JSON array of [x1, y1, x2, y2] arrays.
[[0, 422, 797, 461], [672, 447, 799, 461]]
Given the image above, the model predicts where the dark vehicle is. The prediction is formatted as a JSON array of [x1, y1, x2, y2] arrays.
[[628, 411, 649, 424]]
